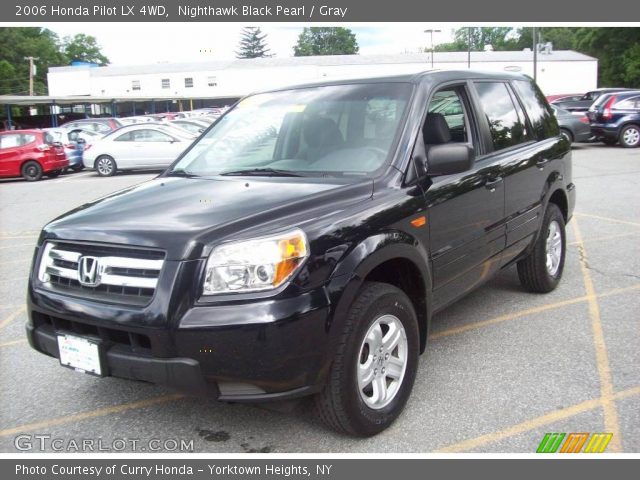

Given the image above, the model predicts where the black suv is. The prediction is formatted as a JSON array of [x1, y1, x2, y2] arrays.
[[27, 71, 574, 436]]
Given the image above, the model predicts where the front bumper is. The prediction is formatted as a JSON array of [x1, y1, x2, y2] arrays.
[[27, 277, 333, 401]]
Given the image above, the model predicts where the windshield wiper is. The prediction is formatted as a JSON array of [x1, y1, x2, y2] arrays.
[[219, 168, 305, 177], [167, 168, 199, 177]]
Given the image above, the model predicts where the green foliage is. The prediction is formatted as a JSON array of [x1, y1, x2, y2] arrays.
[[293, 27, 359, 56], [0, 27, 109, 95], [236, 27, 271, 59], [0, 27, 67, 95], [434, 27, 640, 88], [63, 34, 109, 65]]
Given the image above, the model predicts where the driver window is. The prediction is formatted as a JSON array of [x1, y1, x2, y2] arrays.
[[426, 87, 470, 144]]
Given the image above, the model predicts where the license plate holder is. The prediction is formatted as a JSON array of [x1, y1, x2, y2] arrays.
[[57, 333, 105, 377]]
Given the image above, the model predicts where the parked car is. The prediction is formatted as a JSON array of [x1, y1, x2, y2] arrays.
[[552, 88, 635, 113], [545, 94, 582, 104], [60, 118, 124, 134], [83, 124, 195, 176], [0, 129, 68, 181], [27, 71, 574, 436], [551, 106, 592, 143], [588, 90, 640, 147], [44, 128, 90, 172]]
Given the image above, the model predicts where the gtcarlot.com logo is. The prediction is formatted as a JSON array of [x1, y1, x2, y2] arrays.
[[536, 433, 613, 453]]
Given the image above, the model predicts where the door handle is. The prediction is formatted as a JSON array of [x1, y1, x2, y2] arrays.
[[536, 158, 550, 170], [484, 176, 503, 192]]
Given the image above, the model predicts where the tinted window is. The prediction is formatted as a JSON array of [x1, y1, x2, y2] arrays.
[[475, 82, 529, 151], [513, 79, 558, 140], [427, 88, 469, 143]]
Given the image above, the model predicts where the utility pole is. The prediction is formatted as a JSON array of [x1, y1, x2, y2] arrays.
[[424, 29, 441, 69], [467, 27, 472, 68], [24, 56, 39, 96], [532, 27, 538, 82]]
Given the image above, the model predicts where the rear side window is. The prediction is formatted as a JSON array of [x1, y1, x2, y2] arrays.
[[474, 81, 530, 151], [0, 134, 21, 148], [513, 79, 558, 139], [0, 133, 36, 148], [615, 96, 640, 109]]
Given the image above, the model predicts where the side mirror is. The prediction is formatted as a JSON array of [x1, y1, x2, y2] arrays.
[[427, 144, 474, 176]]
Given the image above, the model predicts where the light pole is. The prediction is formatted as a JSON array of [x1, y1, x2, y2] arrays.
[[424, 29, 441, 69]]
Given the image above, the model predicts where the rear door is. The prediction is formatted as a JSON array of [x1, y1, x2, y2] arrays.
[[476, 78, 563, 267], [0, 133, 25, 176], [422, 83, 506, 310]]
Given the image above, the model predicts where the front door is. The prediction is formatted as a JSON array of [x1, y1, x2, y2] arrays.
[[420, 83, 506, 311]]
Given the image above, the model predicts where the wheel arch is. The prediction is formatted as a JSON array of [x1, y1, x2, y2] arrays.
[[329, 232, 433, 354]]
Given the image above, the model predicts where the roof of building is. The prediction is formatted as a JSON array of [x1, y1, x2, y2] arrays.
[[48, 50, 597, 77]]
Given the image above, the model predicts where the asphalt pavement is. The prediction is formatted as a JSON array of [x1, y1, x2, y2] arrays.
[[0, 144, 638, 453]]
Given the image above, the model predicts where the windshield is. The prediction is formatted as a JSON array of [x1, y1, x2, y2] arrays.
[[169, 82, 412, 177]]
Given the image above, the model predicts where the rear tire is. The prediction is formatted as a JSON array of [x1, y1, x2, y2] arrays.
[[619, 124, 640, 148], [314, 282, 419, 436], [560, 128, 574, 144], [95, 155, 117, 177], [517, 203, 566, 293], [21, 161, 42, 182]]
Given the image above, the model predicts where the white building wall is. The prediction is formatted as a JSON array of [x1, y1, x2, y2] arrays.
[[47, 56, 598, 99]]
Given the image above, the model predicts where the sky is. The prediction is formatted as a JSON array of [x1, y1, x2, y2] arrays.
[[47, 24, 456, 65]]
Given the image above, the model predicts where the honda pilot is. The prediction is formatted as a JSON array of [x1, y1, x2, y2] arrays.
[[27, 71, 575, 436]]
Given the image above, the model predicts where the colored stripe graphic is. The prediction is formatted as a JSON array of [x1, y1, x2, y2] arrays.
[[560, 433, 590, 453], [537, 433, 566, 453], [584, 433, 613, 453]]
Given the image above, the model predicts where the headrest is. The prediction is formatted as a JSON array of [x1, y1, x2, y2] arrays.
[[303, 116, 344, 148], [423, 112, 451, 145]]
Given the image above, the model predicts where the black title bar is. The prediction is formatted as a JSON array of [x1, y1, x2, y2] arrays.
[[3, 0, 640, 22]]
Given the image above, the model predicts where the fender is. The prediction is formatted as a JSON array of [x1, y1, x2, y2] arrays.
[[325, 231, 433, 356]]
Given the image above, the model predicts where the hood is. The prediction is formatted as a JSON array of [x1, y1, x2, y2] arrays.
[[43, 176, 373, 260]]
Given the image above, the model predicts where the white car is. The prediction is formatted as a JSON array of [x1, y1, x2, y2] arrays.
[[83, 124, 195, 177]]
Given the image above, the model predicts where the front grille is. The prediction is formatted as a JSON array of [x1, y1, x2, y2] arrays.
[[38, 241, 165, 306]]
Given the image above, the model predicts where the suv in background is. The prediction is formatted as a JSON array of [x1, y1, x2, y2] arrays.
[[552, 88, 635, 113], [0, 130, 68, 181], [27, 71, 574, 436], [588, 91, 640, 147]]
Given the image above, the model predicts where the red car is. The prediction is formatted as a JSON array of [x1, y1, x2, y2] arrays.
[[0, 130, 69, 181]]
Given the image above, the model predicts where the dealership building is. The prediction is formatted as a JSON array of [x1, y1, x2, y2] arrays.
[[47, 49, 596, 101], [1, 49, 597, 128]]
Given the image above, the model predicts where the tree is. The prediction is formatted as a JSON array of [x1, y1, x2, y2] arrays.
[[63, 34, 109, 65], [435, 27, 514, 52], [0, 27, 67, 95], [236, 27, 272, 59], [293, 27, 359, 56]]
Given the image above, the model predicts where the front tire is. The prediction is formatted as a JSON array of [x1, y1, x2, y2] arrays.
[[619, 124, 640, 148], [95, 155, 117, 176], [314, 282, 419, 436], [517, 203, 566, 293]]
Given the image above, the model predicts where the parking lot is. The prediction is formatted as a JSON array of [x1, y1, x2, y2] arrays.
[[0, 143, 638, 453]]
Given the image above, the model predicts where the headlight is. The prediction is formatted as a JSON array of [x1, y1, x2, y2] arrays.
[[202, 229, 309, 295]]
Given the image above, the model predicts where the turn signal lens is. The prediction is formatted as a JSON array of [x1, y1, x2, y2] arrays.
[[202, 229, 309, 295]]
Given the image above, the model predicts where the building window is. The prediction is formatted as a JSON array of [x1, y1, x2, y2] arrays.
[[161, 78, 170, 89], [131, 80, 141, 91], [207, 76, 217, 87], [184, 77, 194, 88]]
